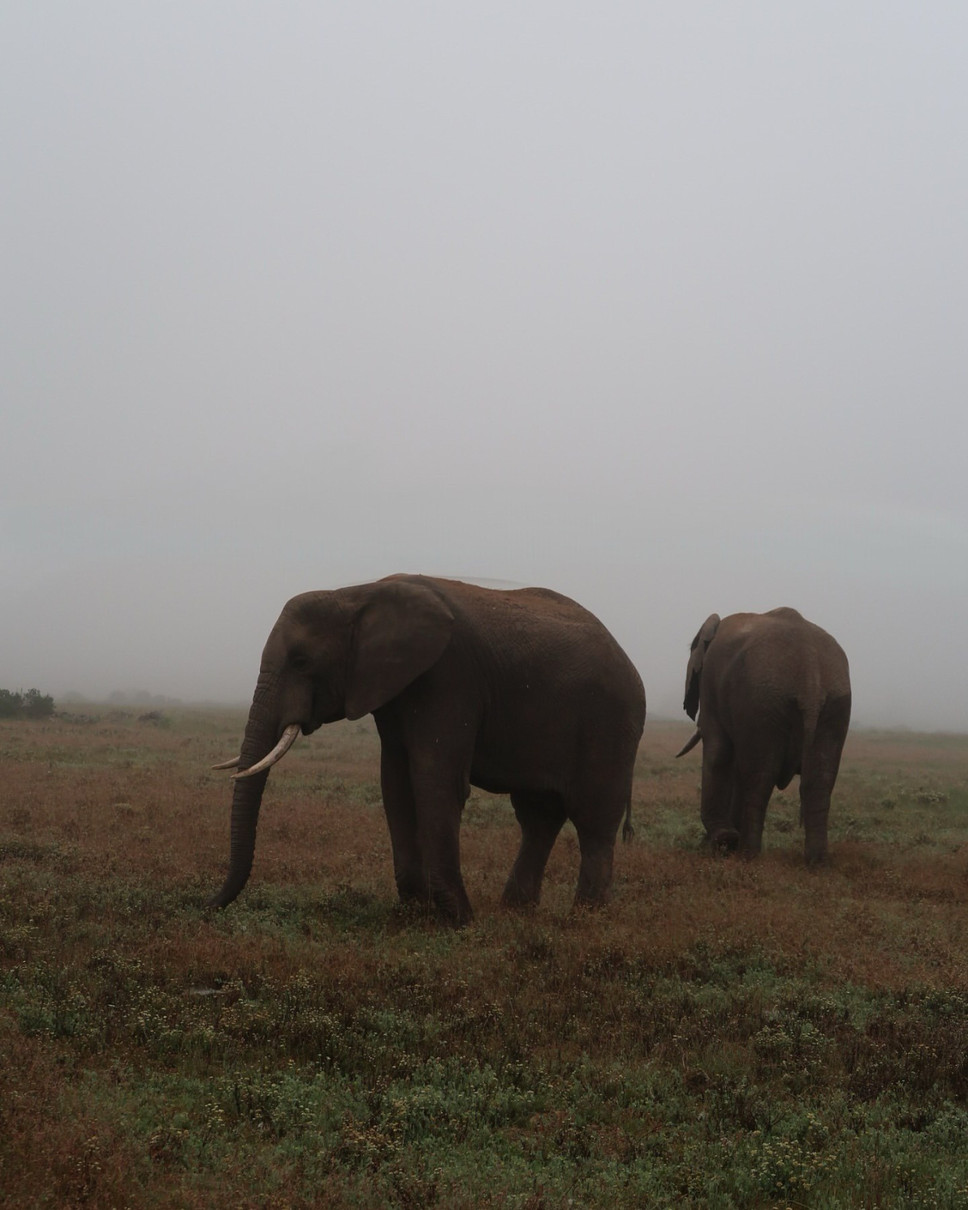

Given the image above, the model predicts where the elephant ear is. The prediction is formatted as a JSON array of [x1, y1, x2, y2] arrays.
[[345, 580, 455, 720], [684, 613, 721, 721]]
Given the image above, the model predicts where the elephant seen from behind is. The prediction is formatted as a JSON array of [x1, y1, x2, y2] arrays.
[[677, 607, 850, 863], [210, 574, 646, 926]]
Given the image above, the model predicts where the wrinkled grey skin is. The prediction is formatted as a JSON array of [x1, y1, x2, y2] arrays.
[[680, 608, 851, 863], [210, 574, 645, 925]]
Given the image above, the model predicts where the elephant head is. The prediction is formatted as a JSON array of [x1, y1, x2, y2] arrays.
[[208, 578, 455, 909], [683, 613, 720, 722], [682, 613, 739, 849]]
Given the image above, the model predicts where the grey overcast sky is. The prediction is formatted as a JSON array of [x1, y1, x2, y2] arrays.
[[2, 3, 966, 729]]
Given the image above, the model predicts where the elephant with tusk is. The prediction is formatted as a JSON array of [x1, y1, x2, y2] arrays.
[[210, 574, 646, 926], [677, 607, 851, 864]]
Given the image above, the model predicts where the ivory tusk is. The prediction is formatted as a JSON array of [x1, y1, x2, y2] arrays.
[[231, 723, 301, 780], [211, 756, 241, 770], [675, 729, 702, 758]]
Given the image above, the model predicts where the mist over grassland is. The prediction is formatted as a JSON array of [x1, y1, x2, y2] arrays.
[[2, 4, 966, 730]]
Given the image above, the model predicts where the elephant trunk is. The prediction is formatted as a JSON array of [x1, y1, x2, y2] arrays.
[[208, 766, 270, 907], [208, 672, 280, 909]]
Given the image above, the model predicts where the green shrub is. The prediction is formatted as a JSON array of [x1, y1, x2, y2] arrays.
[[0, 687, 55, 719]]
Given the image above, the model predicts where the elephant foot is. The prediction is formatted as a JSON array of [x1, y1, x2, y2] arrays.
[[704, 827, 740, 855], [430, 883, 474, 929], [389, 899, 434, 931], [434, 902, 474, 929], [501, 894, 540, 916], [395, 872, 431, 905], [574, 840, 615, 907], [501, 874, 542, 911]]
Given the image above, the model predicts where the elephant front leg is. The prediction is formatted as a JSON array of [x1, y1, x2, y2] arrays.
[[502, 790, 567, 909], [379, 743, 429, 906], [408, 759, 474, 927]]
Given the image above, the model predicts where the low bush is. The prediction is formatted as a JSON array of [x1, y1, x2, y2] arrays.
[[0, 688, 55, 719]]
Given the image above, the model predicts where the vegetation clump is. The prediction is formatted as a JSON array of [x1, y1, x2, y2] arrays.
[[0, 687, 55, 719]]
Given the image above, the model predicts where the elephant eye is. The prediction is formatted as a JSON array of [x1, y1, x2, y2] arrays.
[[289, 649, 312, 673]]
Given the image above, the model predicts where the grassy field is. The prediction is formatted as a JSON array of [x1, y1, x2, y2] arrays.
[[2, 708, 968, 1208]]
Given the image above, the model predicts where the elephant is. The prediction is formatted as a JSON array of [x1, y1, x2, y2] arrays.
[[677, 607, 850, 863], [209, 574, 646, 925]]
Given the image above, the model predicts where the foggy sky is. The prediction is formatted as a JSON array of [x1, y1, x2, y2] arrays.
[[2, 3, 966, 730]]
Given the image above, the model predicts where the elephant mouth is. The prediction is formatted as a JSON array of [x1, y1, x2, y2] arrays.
[[230, 723, 301, 780], [308, 694, 348, 732], [212, 689, 344, 782]]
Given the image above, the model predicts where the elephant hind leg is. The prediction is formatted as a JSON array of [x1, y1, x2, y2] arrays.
[[502, 790, 567, 909], [799, 699, 850, 865], [799, 785, 831, 865], [572, 819, 617, 908], [735, 769, 776, 858]]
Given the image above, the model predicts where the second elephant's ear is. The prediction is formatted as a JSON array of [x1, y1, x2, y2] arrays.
[[345, 580, 455, 720], [684, 613, 720, 721]]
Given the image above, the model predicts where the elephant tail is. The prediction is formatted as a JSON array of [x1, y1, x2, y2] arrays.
[[622, 797, 634, 843]]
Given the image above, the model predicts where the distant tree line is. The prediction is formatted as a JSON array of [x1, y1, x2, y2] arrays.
[[0, 688, 56, 719]]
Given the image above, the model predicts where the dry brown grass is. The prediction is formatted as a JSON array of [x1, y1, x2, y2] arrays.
[[3, 708, 968, 1207], [5, 712, 968, 988]]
